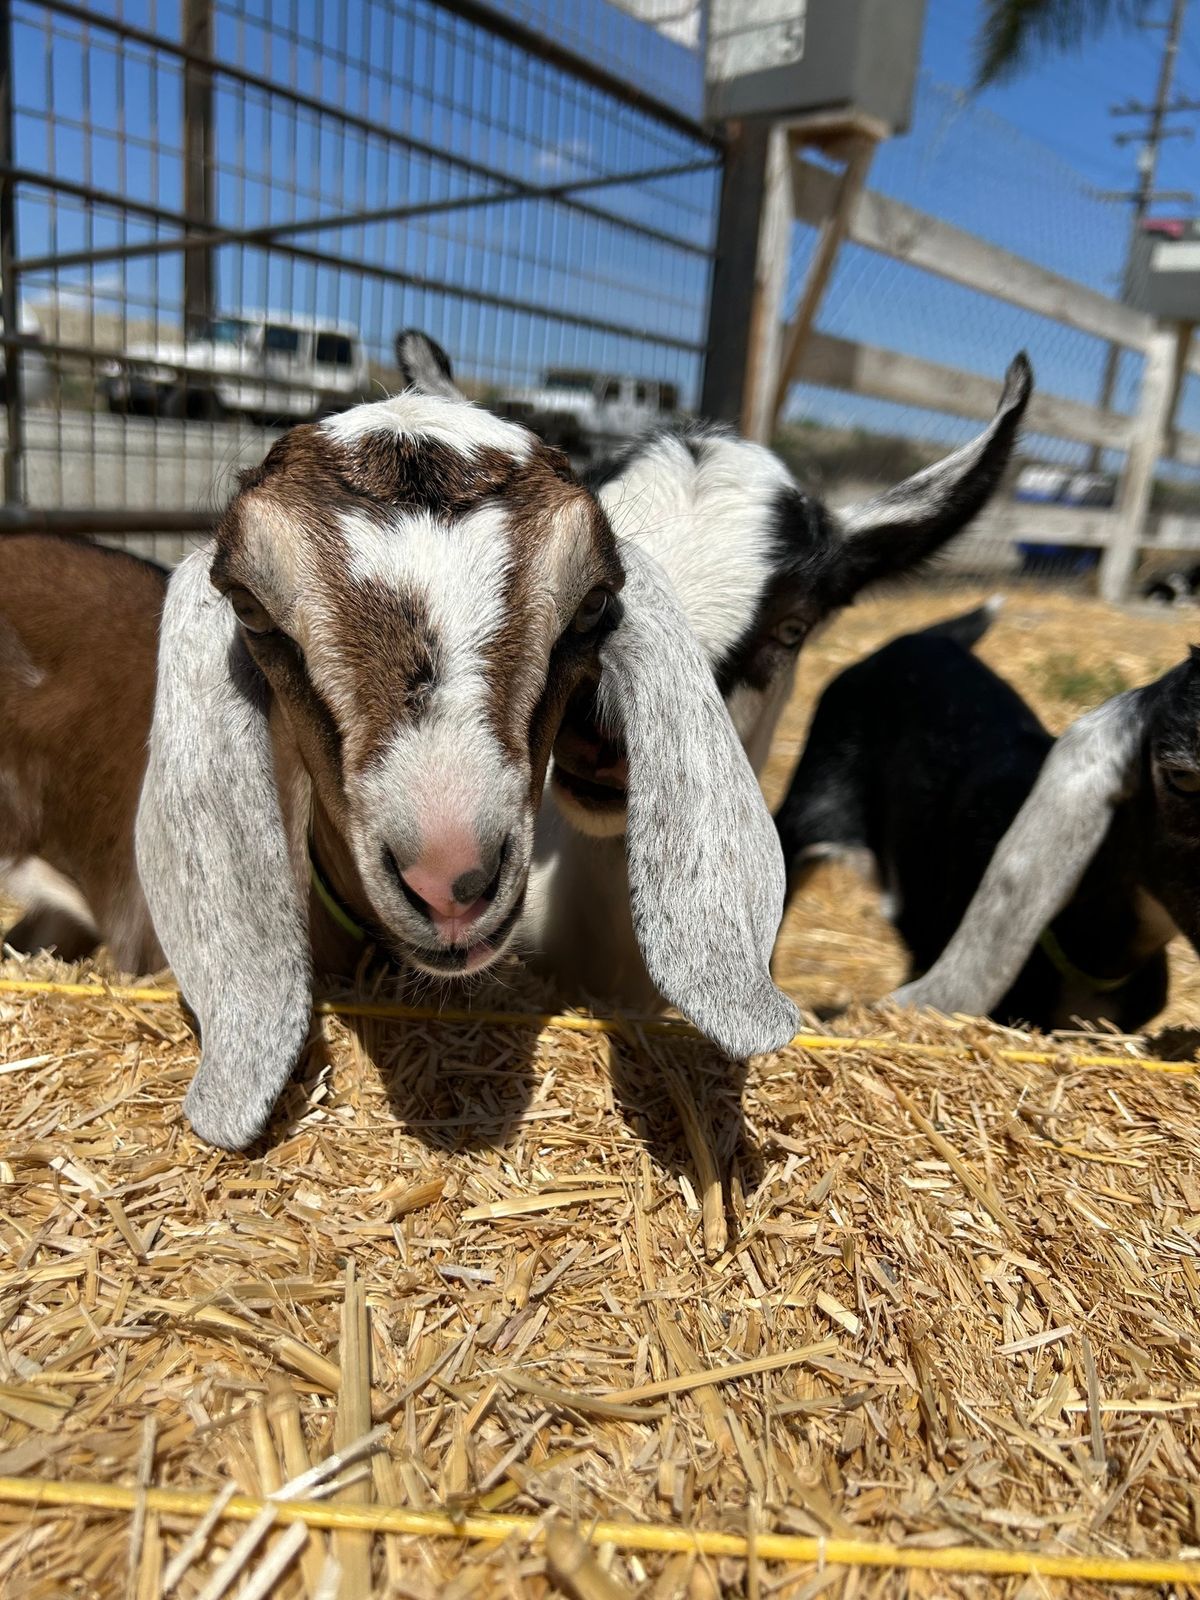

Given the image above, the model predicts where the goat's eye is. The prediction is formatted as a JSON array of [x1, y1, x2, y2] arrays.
[[1164, 766, 1200, 795], [772, 618, 806, 649], [228, 586, 275, 635], [572, 586, 611, 634]]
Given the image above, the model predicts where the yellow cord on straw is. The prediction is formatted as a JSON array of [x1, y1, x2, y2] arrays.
[[0, 976, 1194, 1076], [0, 1475, 1196, 1584]]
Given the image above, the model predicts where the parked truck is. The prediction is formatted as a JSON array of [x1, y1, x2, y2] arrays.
[[101, 312, 369, 422], [495, 368, 682, 458]]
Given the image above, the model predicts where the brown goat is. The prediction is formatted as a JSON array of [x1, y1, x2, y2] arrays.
[[0, 533, 165, 972]]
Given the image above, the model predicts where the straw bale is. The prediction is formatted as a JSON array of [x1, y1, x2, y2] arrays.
[[2, 586, 1200, 1597]]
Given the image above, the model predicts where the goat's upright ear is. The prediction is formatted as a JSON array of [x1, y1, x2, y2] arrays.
[[826, 353, 1032, 602], [891, 686, 1148, 1019], [394, 329, 465, 401], [598, 542, 799, 1056], [135, 545, 312, 1150]]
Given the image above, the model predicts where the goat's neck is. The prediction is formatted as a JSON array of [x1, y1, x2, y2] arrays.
[[270, 707, 378, 977], [524, 803, 661, 1012], [306, 800, 380, 977]]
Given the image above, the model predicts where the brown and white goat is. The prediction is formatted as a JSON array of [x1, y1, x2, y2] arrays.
[[2, 390, 797, 1148], [394, 333, 1033, 1011]]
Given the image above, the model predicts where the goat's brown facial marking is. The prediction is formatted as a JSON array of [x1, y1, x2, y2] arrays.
[[212, 390, 620, 974]]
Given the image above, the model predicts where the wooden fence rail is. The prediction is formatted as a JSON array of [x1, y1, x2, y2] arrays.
[[742, 119, 1199, 600]]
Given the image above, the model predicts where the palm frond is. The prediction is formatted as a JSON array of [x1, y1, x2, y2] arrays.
[[973, 0, 1151, 89]]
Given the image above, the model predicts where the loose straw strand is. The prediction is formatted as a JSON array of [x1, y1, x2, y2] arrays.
[[0, 977, 1191, 1076], [2, 1475, 1199, 1586]]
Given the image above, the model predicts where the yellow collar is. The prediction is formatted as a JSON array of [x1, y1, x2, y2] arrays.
[[307, 839, 369, 943]]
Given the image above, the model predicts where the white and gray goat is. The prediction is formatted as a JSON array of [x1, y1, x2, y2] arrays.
[[3, 389, 798, 1147], [394, 332, 1034, 1011]]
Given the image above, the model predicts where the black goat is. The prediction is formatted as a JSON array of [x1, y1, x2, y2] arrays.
[[776, 605, 1200, 1032]]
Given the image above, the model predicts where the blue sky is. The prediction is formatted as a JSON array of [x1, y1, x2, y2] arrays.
[[11, 0, 1200, 458], [787, 0, 1200, 460], [924, 0, 1200, 201]]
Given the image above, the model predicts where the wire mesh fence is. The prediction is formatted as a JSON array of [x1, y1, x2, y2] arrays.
[[779, 75, 1200, 589], [2, 0, 719, 559], [2, 5, 1193, 593]]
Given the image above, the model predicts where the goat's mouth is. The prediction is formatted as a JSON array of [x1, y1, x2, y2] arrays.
[[404, 887, 526, 976]]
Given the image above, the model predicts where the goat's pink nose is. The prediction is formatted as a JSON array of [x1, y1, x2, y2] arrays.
[[400, 862, 480, 921], [395, 839, 505, 941]]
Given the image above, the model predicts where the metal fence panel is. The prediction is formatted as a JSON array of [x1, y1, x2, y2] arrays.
[[1, 0, 720, 556]]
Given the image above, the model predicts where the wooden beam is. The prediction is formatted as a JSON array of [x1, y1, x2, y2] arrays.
[[1168, 428, 1200, 469], [181, 0, 215, 337], [771, 135, 876, 430], [1147, 514, 1200, 551], [741, 126, 793, 445], [699, 122, 773, 428], [1162, 321, 1195, 463], [965, 502, 1118, 548], [791, 156, 1154, 354], [795, 332, 1133, 452]]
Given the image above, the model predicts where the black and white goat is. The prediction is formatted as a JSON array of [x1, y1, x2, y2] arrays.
[[777, 605, 1199, 1032], [1143, 563, 1200, 606], [394, 334, 1033, 1012], [4, 388, 800, 1148]]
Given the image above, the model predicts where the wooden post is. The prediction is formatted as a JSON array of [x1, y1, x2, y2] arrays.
[[698, 121, 775, 429], [1099, 322, 1193, 603], [770, 129, 876, 432], [0, 0, 23, 505], [739, 124, 792, 444], [182, 0, 215, 338]]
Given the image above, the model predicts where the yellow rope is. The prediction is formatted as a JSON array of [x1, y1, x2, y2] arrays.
[[0, 1475, 1196, 1583], [0, 976, 1192, 1075]]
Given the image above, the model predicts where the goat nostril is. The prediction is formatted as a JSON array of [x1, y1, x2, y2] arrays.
[[386, 848, 435, 921], [388, 837, 510, 927], [451, 841, 506, 908]]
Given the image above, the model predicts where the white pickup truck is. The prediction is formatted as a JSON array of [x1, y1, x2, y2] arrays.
[[496, 368, 682, 457], [101, 312, 369, 422]]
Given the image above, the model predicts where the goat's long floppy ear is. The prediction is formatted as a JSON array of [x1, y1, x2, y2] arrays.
[[829, 353, 1033, 599], [135, 545, 312, 1150], [891, 687, 1148, 1019], [599, 542, 799, 1056], [394, 329, 465, 401]]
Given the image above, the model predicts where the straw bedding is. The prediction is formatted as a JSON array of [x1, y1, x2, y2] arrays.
[[3, 587, 1200, 1598]]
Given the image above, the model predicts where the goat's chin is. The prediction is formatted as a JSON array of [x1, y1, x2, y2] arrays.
[[405, 934, 510, 978], [548, 764, 628, 840], [550, 787, 628, 840]]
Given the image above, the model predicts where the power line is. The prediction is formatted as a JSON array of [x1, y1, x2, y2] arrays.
[[1089, 0, 1194, 464]]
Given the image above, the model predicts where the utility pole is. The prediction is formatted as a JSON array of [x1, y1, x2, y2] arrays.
[[1091, 0, 1196, 463]]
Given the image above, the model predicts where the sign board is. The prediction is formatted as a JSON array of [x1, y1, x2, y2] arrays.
[[604, 0, 702, 49], [1131, 220, 1200, 322], [703, 0, 927, 132]]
